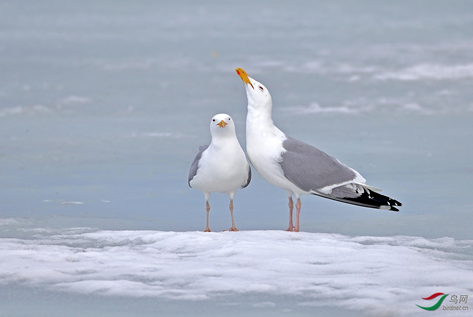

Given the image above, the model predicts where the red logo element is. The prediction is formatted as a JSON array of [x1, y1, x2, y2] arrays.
[[422, 292, 445, 300]]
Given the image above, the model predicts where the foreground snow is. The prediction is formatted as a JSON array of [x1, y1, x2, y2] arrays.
[[1, 228, 472, 316]]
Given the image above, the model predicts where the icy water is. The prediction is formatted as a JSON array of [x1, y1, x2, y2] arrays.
[[1, 0, 473, 316]]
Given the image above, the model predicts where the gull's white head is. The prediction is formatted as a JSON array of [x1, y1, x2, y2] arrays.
[[210, 113, 236, 138], [235, 68, 272, 113]]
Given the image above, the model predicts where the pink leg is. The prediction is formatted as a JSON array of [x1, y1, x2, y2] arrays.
[[295, 198, 301, 232], [285, 197, 295, 231], [228, 199, 239, 231], [204, 201, 211, 232]]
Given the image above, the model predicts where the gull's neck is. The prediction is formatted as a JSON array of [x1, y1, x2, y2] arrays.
[[246, 94, 287, 146], [210, 132, 239, 150], [246, 101, 276, 132]]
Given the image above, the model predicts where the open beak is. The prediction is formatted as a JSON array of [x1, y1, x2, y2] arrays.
[[235, 68, 254, 89], [217, 120, 227, 128]]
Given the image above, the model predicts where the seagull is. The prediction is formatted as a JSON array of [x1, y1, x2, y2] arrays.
[[188, 113, 251, 232], [235, 68, 401, 232]]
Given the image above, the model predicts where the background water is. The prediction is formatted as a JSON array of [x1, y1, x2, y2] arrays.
[[1, 1, 472, 316]]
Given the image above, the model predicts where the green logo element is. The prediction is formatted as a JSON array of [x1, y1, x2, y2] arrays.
[[416, 293, 449, 311]]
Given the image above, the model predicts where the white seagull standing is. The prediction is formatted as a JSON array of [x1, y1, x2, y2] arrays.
[[188, 113, 251, 232], [235, 68, 401, 232]]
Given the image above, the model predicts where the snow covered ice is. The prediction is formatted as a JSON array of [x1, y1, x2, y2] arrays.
[[1, 227, 472, 316]]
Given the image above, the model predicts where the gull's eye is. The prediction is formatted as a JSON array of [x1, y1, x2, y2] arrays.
[[259, 86, 264, 91], [228, 117, 231, 121], [212, 119, 216, 122]]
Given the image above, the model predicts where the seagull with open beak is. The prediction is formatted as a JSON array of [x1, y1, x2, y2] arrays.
[[235, 68, 401, 232]]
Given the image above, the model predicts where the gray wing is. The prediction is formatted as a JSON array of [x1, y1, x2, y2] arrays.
[[188, 145, 209, 187], [279, 137, 356, 192], [241, 165, 251, 188]]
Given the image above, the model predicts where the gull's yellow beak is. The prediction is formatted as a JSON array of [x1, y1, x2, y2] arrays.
[[217, 120, 227, 128], [235, 67, 254, 89]]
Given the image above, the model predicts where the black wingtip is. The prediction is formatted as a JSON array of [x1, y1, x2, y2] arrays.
[[316, 189, 402, 212], [389, 199, 402, 211], [345, 190, 402, 212]]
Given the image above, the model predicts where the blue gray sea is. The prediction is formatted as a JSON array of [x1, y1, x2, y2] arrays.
[[1, 1, 472, 316]]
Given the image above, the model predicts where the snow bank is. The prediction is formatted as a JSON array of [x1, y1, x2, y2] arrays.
[[1, 229, 472, 315]]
